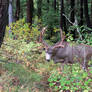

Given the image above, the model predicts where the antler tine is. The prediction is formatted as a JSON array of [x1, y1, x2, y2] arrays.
[[60, 28, 65, 43], [39, 26, 49, 48], [53, 28, 65, 48], [60, 28, 63, 41]]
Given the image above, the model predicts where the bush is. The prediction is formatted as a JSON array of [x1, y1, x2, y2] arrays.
[[6, 18, 41, 42]]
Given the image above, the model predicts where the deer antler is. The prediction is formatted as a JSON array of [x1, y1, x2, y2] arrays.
[[39, 26, 47, 42], [53, 28, 65, 48], [39, 26, 49, 48], [39, 27, 65, 49]]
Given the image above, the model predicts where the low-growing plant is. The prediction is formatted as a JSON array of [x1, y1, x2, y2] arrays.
[[0, 62, 41, 92], [48, 64, 92, 92]]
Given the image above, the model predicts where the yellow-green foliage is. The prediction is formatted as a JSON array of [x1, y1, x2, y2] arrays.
[[6, 18, 40, 41]]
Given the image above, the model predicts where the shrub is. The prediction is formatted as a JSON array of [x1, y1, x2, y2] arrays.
[[6, 18, 41, 42]]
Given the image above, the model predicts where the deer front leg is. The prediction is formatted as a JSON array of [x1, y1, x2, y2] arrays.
[[53, 57, 64, 72], [53, 56, 64, 64]]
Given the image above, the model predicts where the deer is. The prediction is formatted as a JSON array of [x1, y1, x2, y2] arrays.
[[39, 27, 92, 71]]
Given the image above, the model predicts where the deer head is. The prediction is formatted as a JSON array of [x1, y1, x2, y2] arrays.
[[40, 27, 65, 61]]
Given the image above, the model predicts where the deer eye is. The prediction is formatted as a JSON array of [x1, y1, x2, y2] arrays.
[[43, 48, 45, 50]]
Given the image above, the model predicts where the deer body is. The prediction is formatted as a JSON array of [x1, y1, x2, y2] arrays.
[[40, 27, 92, 70], [46, 41, 92, 70]]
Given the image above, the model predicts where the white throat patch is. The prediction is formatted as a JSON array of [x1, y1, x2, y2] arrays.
[[46, 53, 51, 60]]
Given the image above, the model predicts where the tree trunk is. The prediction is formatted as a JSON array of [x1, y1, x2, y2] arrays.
[[15, 0, 20, 21], [37, 0, 42, 18], [8, 0, 13, 38], [8, 0, 13, 25], [70, 0, 77, 39], [47, 0, 49, 4], [54, 0, 56, 10], [91, 1, 92, 26], [63, 1, 67, 34], [60, 0, 64, 29], [83, 0, 91, 28], [70, 0, 75, 23], [60, 0, 67, 33], [60, 0, 64, 39], [80, 0, 83, 26], [27, 0, 34, 25], [47, 0, 49, 11], [0, 0, 9, 47]]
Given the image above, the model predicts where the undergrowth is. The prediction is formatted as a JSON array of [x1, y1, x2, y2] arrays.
[[0, 37, 59, 92], [0, 19, 92, 92], [0, 37, 92, 92], [48, 64, 92, 92]]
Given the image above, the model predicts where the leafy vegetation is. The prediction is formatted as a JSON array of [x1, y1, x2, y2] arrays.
[[0, 19, 91, 92], [48, 64, 92, 91], [68, 25, 92, 45], [6, 18, 40, 42], [0, 0, 92, 91]]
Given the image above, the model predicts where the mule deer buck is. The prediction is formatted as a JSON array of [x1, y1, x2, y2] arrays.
[[40, 27, 92, 71]]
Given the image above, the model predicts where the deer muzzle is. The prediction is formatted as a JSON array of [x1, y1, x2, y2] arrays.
[[46, 53, 51, 61]]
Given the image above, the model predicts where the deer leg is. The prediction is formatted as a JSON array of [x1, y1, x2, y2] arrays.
[[54, 59, 64, 64], [82, 63, 87, 71], [53, 56, 64, 64], [81, 58, 88, 72]]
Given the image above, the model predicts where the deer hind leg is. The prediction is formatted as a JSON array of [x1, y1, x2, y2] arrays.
[[81, 58, 88, 72]]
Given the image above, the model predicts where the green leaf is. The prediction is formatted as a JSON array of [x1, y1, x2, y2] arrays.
[[66, 81, 71, 85], [87, 79, 92, 82], [84, 81, 89, 85], [83, 90, 88, 92], [48, 78, 52, 82], [49, 83, 54, 87], [55, 86, 58, 91], [82, 72, 88, 78]]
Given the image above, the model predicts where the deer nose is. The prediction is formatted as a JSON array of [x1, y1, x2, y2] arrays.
[[46, 53, 51, 60]]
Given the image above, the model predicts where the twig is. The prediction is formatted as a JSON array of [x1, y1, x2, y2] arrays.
[[74, 16, 83, 40], [62, 14, 73, 25], [62, 14, 83, 40]]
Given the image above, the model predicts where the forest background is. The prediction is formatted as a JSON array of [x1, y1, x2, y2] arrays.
[[0, 0, 92, 92]]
